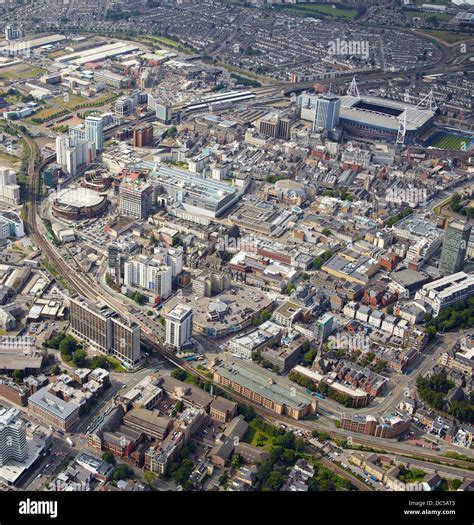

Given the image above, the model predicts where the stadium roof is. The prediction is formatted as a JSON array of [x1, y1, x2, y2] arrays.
[[56, 187, 106, 209], [340, 95, 434, 131]]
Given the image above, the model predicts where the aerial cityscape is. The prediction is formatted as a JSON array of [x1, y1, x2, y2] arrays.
[[0, 0, 473, 519]]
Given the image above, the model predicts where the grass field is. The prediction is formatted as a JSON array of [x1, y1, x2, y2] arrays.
[[49, 92, 116, 111], [47, 49, 68, 59], [24, 106, 67, 123], [243, 420, 276, 450], [419, 29, 474, 44], [275, 3, 359, 19], [143, 35, 196, 53], [0, 64, 45, 81], [0, 151, 21, 168], [430, 132, 474, 151], [402, 9, 452, 20], [50, 93, 88, 110]]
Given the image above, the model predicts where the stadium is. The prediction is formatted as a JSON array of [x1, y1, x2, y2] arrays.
[[339, 95, 435, 143], [51, 187, 109, 220]]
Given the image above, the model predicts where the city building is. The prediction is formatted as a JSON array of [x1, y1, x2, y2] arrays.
[[28, 388, 80, 431], [145, 163, 241, 219], [4, 25, 25, 41], [439, 221, 471, 275], [0, 407, 27, 466], [313, 95, 341, 131], [133, 125, 154, 148], [0, 167, 20, 206], [124, 255, 172, 299], [213, 359, 317, 420], [52, 187, 108, 220], [0, 211, 24, 239], [0, 337, 44, 375], [155, 103, 172, 125], [340, 412, 411, 438], [93, 69, 130, 89], [210, 397, 237, 423], [315, 312, 335, 343], [70, 296, 141, 367], [415, 272, 474, 317], [165, 303, 193, 349], [118, 181, 153, 219], [85, 115, 104, 152], [55, 135, 96, 176], [123, 408, 171, 441]]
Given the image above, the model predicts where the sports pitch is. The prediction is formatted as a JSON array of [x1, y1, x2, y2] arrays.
[[428, 132, 474, 151]]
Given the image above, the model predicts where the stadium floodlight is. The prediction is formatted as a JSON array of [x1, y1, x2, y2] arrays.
[[416, 89, 438, 112], [396, 111, 407, 145], [347, 76, 360, 98]]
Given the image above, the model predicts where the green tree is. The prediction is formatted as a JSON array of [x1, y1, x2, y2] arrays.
[[171, 369, 188, 382], [12, 369, 23, 383], [112, 464, 133, 481], [59, 336, 78, 356], [102, 452, 116, 466], [144, 470, 156, 487], [231, 454, 243, 469], [72, 349, 88, 367]]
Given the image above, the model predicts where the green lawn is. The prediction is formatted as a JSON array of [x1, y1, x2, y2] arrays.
[[398, 467, 426, 483], [431, 133, 473, 151], [50, 91, 117, 111], [243, 420, 275, 450], [106, 356, 126, 372], [0, 151, 21, 169], [275, 3, 359, 19], [403, 9, 452, 21], [419, 29, 474, 44], [0, 64, 45, 81]]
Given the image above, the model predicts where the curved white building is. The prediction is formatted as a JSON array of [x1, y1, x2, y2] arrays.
[[0, 407, 27, 467]]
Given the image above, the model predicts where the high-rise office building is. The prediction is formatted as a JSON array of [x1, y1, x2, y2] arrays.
[[133, 124, 154, 147], [85, 115, 104, 152], [439, 221, 472, 275], [165, 304, 193, 349], [315, 312, 335, 343], [124, 255, 172, 299], [4, 25, 25, 41], [313, 95, 341, 131], [69, 296, 141, 367], [115, 96, 136, 117], [167, 247, 183, 279], [0, 407, 27, 467], [298, 93, 317, 122], [156, 104, 172, 125], [56, 135, 96, 176], [118, 181, 153, 219], [0, 167, 20, 205]]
